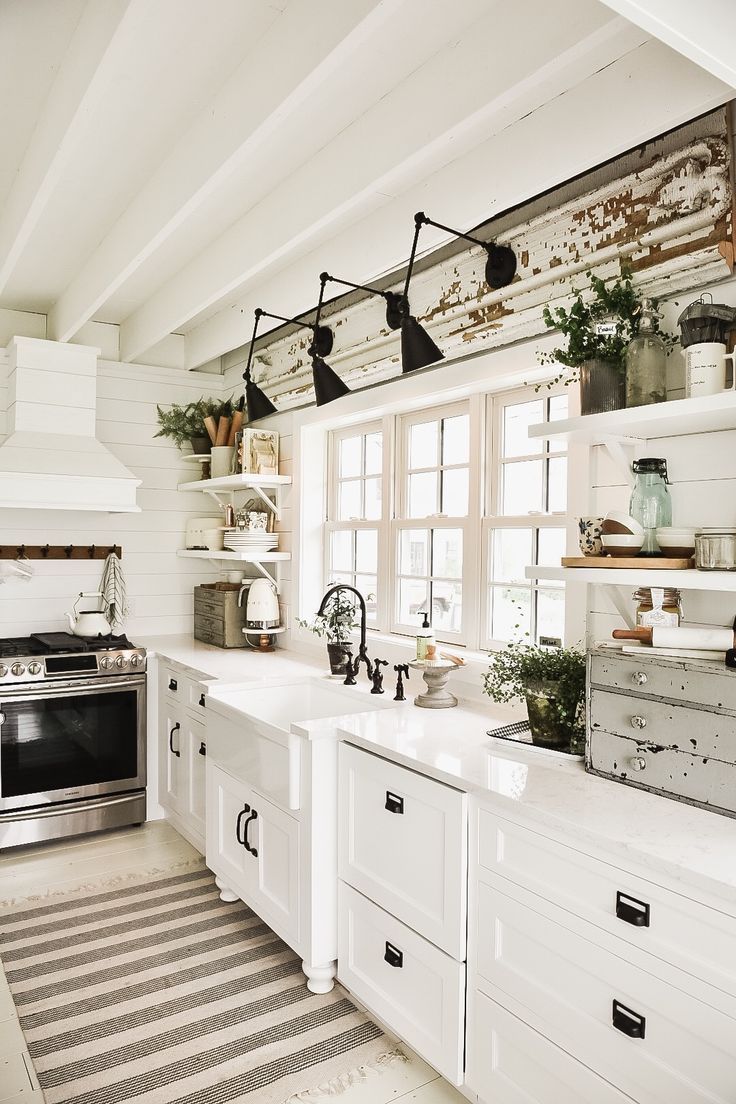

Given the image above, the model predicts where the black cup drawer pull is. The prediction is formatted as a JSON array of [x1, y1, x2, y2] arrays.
[[168, 678, 177, 691], [616, 891, 650, 928], [199, 693, 206, 707], [384, 941, 403, 968], [385, 791, 404, 815], [612, 999, 646, 1039], [199, 741, 206, 756]]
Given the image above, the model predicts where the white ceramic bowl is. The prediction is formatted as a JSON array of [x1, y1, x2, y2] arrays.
[[601, 510, 644, 538], [655, 527, 697, 556], [601, 533, 644, 557]]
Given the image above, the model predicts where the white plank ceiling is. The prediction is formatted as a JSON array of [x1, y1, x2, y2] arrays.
[[0, 0, 732, 369]]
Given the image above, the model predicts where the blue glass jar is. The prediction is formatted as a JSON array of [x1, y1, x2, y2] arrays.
[[629, 458, 672, 555]]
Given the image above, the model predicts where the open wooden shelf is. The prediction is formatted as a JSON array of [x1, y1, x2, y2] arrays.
[[526, 565, 736, 592], [178, 473, 291, 493], [528, 392, 736, 444], [178, 550, 290, 563]]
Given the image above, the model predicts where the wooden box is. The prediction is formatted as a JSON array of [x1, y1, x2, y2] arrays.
[[194, 584, 246, 648]]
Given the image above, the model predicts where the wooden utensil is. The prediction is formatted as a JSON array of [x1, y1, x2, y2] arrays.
[[203, 415, 218, 445], [215, 416, 231, 446], [227, 410, 243, 446]]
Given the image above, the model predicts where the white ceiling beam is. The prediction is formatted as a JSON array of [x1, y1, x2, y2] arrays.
[[599, 0, 736, 88], [0, 0, 135, 297], [183, 37, 729, 370], [46, 0, 399, 344], [119, 5, 639, 362]]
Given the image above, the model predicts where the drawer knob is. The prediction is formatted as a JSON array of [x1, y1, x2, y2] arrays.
[[632, 671, 648, 686], [612, 999, 646, 1039], [630, 715, 647, 730], [630, 756, 647, 772], [385, 791, 404, 815], [168, 678, 178, 691], [616, 891, 650, 928], [384, 941, 403, 969]]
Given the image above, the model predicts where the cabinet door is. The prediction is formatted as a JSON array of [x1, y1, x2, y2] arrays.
[[160, 704, 184, 813], [185, 718, 207, 839], [205, 762, 251, 897], [250, 792, 300, 944]]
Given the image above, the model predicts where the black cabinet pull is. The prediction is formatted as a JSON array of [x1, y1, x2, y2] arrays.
[[384, 941, 403, 968], [612, 999, 646, 1039], [199, 741, 206, 756], [168, 678, 177, 691], [616, 891, 650, 928], [199, 693, 206, 707], [169, 722, 180, 757], [243, 808, 258, 857], [385, 791, 404, 814], [235, 806, 248, 845]]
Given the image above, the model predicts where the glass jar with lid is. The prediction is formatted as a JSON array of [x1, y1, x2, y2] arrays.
[[633, 587, 683, 627], [694, 529, 736, 571], [629, 457, 672, 555]]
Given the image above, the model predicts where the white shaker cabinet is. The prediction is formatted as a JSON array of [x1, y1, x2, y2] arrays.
[[157, 660, 208, 853]]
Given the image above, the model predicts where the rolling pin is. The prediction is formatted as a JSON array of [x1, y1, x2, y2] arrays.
[[227, 409, 243, 446], [215, 415, 231, 446], [613, 626, 735, 650], [203, 415, 218, 445]]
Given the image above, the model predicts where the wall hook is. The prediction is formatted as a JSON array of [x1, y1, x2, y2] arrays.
[[89, 544, 95, 558], [17, 545, 25, 559], [41, 544, 50, 557], [65, 545, 73, 558]]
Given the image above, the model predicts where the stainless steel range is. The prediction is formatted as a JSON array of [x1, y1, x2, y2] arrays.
[[0, 632, 146, 849]]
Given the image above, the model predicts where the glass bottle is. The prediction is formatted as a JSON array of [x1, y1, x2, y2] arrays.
[[629, 458, 672, 555], [626, 299, 667, 408]]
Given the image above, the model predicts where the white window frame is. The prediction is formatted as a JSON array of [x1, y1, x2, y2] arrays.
[[324, 419, 392, 631], [480, 385, 568, 650], [390, 398, 482, 646]]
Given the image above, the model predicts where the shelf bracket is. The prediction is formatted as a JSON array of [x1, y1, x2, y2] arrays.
[[608, 585, 635, 629], [204, 490, 229, 508], [251, 560, 278, 588], [249, 484, 280, 519], [599, 436, 637, 488]]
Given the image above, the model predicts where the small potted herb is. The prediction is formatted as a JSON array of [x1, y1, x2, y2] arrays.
[[298, 588, 366, 675], [154, 397, 229, 453], [482, 642, 586, 753], [539, 269, 675, 415]]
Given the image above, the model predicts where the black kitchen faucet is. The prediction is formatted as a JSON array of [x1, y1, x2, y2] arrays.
[[317, 584, 373, 680]]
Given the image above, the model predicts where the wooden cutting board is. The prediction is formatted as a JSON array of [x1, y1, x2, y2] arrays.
[[561, 556, 695, 569]]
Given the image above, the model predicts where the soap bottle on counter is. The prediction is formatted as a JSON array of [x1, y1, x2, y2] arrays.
[[416, 611, 435, 661]]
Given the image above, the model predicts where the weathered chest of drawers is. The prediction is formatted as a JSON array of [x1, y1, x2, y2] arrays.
[[587, 648, 736, 818], [193, 584, 246, 648]]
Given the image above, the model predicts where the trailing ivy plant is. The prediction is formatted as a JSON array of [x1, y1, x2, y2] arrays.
[[482, 642, 586, 737], [538, 268, 676, 387]]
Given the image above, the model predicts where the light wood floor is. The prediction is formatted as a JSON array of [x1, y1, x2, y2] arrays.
[[0, 821, 466, 1104]]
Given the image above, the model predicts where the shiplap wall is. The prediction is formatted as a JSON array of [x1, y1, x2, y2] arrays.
[[0, 353, 225, 638], [586, 273, 736, 643]]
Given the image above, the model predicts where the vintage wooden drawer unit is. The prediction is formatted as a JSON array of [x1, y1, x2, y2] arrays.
[[587, 648, 736, 817], [194, 583, 246, 648]]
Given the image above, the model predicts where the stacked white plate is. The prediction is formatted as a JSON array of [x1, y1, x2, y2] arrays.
[[224, 528, 278, 554]]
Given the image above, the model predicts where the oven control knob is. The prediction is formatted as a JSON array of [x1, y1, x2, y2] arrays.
[[100, 656, 112, 670], [115, 655, 128, 669], [129, 653, 143, 668], [0, 665, 7, 678], [28, 662, 42, 676], [10, 663, 25, 677]]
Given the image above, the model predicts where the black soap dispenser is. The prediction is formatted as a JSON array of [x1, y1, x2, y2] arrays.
[[416, 610, 435, 661]]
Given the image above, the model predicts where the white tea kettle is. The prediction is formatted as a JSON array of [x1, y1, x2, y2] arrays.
[[240, 578, 280, 628], [66, 592, 111, 637]]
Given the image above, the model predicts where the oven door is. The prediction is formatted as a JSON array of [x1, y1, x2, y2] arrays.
[[0, 676, 146, 812]]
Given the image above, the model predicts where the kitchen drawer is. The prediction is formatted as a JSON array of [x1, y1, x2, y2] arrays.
[[339, 743, 467, 959], [589, 653, 736, 712], [162, 664, 183, 701], [588, 727, 736, 818], [476, 807, 736, 1000], [466, 987, 633, 1104], [590, 688, 736, 761], [474, 879, 736, 1104], [338, 881, 465, 1084], [187, 678, 208, 719]]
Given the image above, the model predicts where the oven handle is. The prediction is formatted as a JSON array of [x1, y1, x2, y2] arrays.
[[0, 792, 143, 822], [0, 679, 145, 704]]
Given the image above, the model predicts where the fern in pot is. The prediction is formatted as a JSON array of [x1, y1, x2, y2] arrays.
[[483, 643, 586, 753], [298, 588, 365, 675], [154, 397, 229, 453], [539, 269, 674, 415]]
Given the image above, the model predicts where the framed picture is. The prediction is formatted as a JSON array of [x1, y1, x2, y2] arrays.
[[242, 429, 279, 475]]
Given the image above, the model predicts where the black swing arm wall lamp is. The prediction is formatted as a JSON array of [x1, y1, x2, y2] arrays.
[[413, 211, 517, 290], [320, 271, 404, 331], [242, 305, 338, 419]]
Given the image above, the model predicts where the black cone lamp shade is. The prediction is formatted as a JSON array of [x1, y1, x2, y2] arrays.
[[244, 366, 277, 420], [400, 312, 444, 373], [312, 355, 350, 406]]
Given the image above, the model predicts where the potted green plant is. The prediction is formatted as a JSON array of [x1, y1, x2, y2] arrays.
[[482, 642, 586, 753], [539, 269, 675, 415], [154, 397, 229, 453], [298, 588, 365, 675]]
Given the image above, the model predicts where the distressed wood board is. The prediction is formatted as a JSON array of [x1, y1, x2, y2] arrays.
[[562, 556, 694, 569]]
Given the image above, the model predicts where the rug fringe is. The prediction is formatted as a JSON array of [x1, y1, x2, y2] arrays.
[[280, 1048, 408, 1103]]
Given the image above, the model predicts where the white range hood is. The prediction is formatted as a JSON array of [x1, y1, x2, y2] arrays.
[[0, 337, 141, 513]]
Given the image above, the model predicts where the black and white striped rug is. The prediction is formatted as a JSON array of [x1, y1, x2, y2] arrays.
[[0, 863, 395, 1103]]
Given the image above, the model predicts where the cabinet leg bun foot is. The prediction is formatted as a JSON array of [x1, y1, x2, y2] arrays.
[[303, 961, 336, 994], [218, 885, 239, 903]]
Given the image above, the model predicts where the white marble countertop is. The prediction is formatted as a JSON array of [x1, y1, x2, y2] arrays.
[[143, 634, 736, 911]]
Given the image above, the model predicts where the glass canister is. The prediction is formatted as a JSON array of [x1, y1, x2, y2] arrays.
[[629, 458, 672, 555], [694, 529, 736, 571], [633, 587, 682, 627], [626, 299, 667, 408]]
